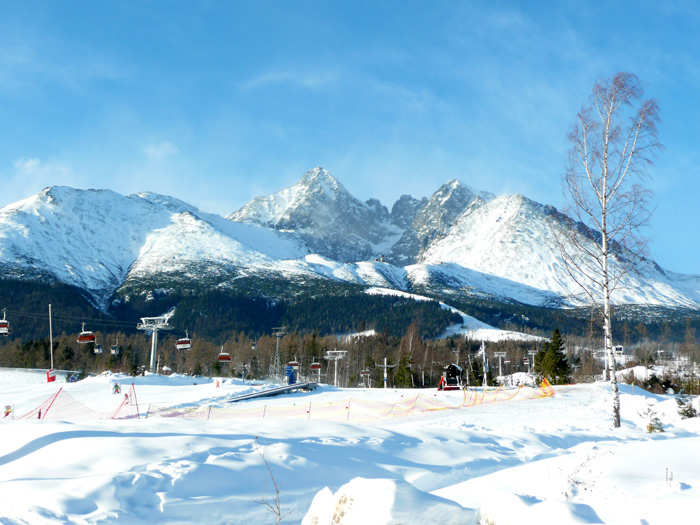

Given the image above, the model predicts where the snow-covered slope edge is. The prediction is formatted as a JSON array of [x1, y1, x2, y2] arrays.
[[365, 287, 544, 341]]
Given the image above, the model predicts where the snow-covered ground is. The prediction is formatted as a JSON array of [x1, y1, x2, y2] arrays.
[[1, 368, 699, 524]]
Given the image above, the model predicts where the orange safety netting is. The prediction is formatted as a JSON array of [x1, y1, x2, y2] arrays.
[[13, 381, 554, 423], [18, 383, 141, 421], [19, 388, 103, 421]]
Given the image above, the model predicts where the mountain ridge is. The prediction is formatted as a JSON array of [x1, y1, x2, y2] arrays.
[[1, 170, 698, 317]]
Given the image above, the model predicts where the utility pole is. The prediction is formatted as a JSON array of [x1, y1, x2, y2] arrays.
[[376, 356, 397, 389], [528, 350, 537, 375], [323, 349, 347, 387], [48, 304, 54, 370], [481, 341, 488, 387], [465, 352, 473, 387], [494, 351, 507, 378], [137, 313, 173, 373]]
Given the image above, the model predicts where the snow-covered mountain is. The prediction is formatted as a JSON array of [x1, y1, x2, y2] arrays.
[[228, 167, 402, 262], [0, 186, 308, 308], [418, 194, 700, 307], [228, 168, 699, 308], [389, 179, 493, 265], [1, 169, 699, 313]]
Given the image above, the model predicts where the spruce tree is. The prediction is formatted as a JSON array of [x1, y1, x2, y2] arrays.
[[394, 355, 413, 388], [534, 329, 571, 384]]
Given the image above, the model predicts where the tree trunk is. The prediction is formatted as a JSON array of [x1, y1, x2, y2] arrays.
[[602, 193, 621, 428]]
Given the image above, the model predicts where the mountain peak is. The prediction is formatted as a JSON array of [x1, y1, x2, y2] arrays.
[[298, 166, 346, 196], [435, 178, 471, 197]]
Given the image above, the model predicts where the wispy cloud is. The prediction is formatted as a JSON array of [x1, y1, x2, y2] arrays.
[[1, 157, 79, 206], [241, 69, 339, 90], [12, 157, 74, 180], [13, 157, 42, 172], [0, 28, 129, 94], [144, 141, 179, 160]]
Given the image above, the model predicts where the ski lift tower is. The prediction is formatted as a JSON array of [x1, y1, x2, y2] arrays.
[[494, 351, 507, 378], [480, 341, 488, 387], [137, 313, 173, 373], [376, 356, 397, 389], [323, 349, 347, 387], [269, 327, 286, 380]]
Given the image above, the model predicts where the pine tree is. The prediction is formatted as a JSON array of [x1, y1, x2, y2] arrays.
[[534, 329, 571, 384], [394, 355, 413, 388], [676, 392, 698, 419]]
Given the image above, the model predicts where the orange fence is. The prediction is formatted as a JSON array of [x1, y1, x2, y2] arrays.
[[148, 382, 554, 423], [11, 381, 555, 423]]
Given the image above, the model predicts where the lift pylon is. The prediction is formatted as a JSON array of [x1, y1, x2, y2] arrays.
[[137, 314, 173, 373]]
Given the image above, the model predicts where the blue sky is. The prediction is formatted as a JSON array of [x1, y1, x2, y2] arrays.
[[1, 1, 698, 273]]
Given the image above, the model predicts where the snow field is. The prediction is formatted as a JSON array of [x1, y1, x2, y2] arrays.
[[1, 370, 699, 524]]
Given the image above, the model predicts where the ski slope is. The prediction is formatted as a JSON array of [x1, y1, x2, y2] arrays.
[[365, 286, 544, 342], [1, 369, 699, 524]]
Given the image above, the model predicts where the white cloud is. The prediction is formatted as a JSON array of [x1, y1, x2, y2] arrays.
[[13, 157, 41, 172], [242, 69, 339, 90], [12, 157, 73, 181], [2, 157, 79, 207], [144, 141, 179, 160]]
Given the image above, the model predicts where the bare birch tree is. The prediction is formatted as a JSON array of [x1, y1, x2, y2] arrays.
[[557, 72, 661, 428]]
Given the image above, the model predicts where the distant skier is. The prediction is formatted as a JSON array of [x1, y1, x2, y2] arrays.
[[112, 383, 121, 395]]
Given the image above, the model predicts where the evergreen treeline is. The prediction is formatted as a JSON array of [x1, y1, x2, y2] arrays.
[[0, 324, 546, 389], [0, 277, 700, 356], [2, 279, 461, 341]]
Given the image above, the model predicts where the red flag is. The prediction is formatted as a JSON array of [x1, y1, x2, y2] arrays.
[[46, 369, 56, 383]]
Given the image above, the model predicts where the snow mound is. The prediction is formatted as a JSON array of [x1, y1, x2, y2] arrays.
[[302, 477, 476, 525]]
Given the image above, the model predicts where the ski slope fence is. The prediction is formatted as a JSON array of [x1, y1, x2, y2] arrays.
[[7, 380, 554, 423], [13, 384, 140, 421]]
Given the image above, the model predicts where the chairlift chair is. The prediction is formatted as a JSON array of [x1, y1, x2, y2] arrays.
[[0, 309, 9, 336], [94, 343, 103, 355], [310, 361, 322, 382], [176, 330, 192, 351], [217, 346, 231, 362], [77, 322, 96, 344], [111, 336, 120, 356]]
